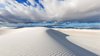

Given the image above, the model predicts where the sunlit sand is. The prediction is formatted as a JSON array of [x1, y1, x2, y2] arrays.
[[0, 27, 99, 56]]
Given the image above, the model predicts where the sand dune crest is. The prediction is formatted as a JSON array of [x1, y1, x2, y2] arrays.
[[0, 27, 98, 56]]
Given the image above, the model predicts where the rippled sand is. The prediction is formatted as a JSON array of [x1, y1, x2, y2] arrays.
[[0, 27, 99, 56]]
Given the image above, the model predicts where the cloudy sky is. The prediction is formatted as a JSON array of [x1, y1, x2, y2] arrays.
[[0, 0, 100, 23]]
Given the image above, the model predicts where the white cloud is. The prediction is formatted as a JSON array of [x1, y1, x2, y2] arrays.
[[42, 0, 100, 20], [0, 0, 100, 23]]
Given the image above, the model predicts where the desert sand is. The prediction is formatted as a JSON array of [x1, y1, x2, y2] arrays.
[[0, 27, 99, 56]]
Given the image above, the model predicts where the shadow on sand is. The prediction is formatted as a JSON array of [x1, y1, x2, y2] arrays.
[[46, 29, 97, 56]]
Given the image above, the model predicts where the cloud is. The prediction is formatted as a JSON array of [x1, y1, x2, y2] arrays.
[[42, 0, 100, 20], [0, 0, 100, 23]]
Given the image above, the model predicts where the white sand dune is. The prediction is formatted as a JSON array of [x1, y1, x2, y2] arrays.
[[0, 27, 99, 56], [0, 28, 15, 35], [56, 29, 100, 55]]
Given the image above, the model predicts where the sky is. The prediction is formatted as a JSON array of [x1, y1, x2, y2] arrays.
[[0, 0, 100, 23]]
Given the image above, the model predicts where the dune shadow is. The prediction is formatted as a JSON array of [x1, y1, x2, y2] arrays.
[[46, 29, 98, 56]]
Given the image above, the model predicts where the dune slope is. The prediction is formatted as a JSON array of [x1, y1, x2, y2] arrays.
[[56, 29, 100, 55], [0, 27, 98, 56]]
